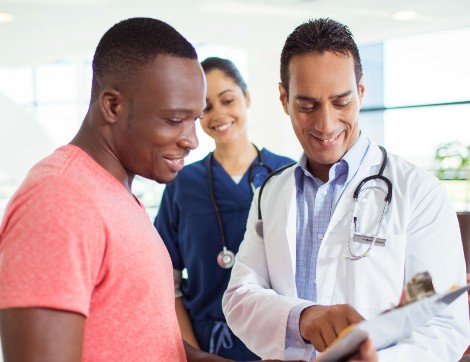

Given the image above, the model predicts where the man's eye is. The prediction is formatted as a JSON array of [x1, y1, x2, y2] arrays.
[[335, 102, 351, 109], [167, 118, 183, 124], [298, 103, 315, 111]]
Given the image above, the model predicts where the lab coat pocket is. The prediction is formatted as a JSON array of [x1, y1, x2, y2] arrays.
[[330, 233, 407, 317], [355, 233, 406, 316]]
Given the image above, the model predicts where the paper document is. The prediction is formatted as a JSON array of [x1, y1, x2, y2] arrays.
[[316, 283, 470, 362]]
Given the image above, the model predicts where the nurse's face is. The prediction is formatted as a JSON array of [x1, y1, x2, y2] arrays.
[[279, 51, 364, 181], [108, 54, 206, 184], [200, 69, 251, 145]]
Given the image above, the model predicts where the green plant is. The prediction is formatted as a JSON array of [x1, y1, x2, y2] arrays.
[[434, 141, 470, 180]]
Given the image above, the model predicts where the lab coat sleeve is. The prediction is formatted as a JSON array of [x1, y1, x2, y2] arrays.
[[378, 180, 470, 361], [222, 187, 312, 360]]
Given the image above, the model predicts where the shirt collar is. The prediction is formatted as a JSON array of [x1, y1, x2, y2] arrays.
[[341, 131, 370, 184], [294, 132, 370, 189]]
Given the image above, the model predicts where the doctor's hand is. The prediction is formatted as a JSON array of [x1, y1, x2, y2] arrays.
[[314, 338, 378, 362], [299, 304, 364, 352]]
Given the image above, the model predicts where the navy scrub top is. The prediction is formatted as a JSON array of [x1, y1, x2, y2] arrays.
[[155, 148, 294, 360]]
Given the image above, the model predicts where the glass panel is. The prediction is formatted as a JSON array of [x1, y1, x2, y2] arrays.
[[0, 67, 35, 105], [383, 104, 470, 212], [384, 28, 470, 106], [35, 61, 79, 103], [35, 104, 82, 147]]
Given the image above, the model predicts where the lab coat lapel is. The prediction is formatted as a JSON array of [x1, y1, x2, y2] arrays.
[[316, 143, 384, 303], [266, 169, 298, 296]]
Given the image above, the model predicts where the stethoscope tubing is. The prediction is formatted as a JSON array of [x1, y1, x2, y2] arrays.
[[208, 145, 273, 267], [255, 146, 392, 262]]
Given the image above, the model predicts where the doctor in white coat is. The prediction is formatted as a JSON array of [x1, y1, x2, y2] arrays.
[[222, 18, 470, 361]]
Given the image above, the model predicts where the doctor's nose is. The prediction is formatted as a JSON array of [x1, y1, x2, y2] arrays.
[[315, 105, 336, 135]]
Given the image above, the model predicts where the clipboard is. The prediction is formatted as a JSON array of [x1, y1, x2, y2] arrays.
[[316, 283, 470, 362]]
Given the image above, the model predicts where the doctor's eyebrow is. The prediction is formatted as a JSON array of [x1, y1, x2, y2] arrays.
[[295, 90, 354, 102]]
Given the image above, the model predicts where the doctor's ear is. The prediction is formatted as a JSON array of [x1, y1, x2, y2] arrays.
[[357, 75, 365, 107], [278, 82, 289, 115]]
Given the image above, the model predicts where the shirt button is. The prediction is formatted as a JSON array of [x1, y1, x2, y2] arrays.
[[321, 190, 327, 196], [317, 233, 323, 240]]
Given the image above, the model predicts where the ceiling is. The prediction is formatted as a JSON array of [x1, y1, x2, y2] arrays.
[[1, 0, 470, 67]]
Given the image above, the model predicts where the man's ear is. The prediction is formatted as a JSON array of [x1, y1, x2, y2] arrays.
[[278, 82, 289, 115], [99, 87, 122, 124], [357, 75, 366, 107]]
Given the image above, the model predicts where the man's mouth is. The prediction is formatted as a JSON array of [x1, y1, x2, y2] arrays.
[[313, 132, 342, 143]]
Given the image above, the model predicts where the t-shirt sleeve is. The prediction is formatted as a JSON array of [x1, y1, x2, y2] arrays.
[[0, 176, 106, 317]]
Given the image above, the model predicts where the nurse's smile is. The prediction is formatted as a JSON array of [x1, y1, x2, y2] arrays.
[[212, 121, 234, 133]]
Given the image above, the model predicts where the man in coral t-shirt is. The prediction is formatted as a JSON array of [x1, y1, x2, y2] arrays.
[[0, 17, 377, 362], [0, 17, 209, 362]]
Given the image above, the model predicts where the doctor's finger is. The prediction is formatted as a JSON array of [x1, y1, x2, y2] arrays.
[[305, 330, 327, 352], [349, 338, 378, 362], [319, 323, 340, 351]]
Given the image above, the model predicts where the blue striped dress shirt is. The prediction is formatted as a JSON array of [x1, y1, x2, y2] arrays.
[[285, 133, 370, 355]]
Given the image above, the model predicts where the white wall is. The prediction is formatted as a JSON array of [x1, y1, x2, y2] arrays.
[[246, 48, 302, 161], [0, 92, 56, 219]]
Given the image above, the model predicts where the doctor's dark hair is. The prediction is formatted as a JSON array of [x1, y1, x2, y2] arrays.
[[280, 18, 362, 96], [91, 17, 197, 101], [201, 57, 248, 96]]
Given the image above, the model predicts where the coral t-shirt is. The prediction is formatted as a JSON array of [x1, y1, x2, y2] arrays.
[[0, 145, 186, 361]]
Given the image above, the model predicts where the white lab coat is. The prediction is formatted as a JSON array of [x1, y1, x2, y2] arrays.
[[223, 141, 470, 361]]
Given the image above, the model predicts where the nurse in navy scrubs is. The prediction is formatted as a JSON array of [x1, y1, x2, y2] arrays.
[[154, 57, 294, 360]]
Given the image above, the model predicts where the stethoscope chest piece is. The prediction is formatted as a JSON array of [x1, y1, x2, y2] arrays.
[[217, 247, 235, 269]]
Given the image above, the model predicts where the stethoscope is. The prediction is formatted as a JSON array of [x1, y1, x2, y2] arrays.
[[347, 146, 392, 260], [255, 146, 392, 262], [208, 145, 273, 269]]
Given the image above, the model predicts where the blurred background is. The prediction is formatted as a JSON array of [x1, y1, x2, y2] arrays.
[[1, 0, 470, 220]]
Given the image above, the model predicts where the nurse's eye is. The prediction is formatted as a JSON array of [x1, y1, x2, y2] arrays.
[[222, 98, 234, 106], [204, 104, 212, 112]]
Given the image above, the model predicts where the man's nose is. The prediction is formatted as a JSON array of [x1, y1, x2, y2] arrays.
[[180, 121, 199, 151], [315, 105, 336, 135]]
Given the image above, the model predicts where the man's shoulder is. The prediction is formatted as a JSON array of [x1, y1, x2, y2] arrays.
[[261, 162, 296, 191], [387, 152, 438, 183]]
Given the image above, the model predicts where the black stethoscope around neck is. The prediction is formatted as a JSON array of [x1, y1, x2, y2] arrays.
[[255, 146, 392, 261], [208, 144, 273, 269]]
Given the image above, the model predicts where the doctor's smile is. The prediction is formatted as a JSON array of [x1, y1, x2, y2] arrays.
[[309, 130, 346, 146]]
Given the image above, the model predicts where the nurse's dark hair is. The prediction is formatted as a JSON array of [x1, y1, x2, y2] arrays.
[[201, 57, 248, 96], [91, 17, 197, 101], [280, 18, 362, 96]]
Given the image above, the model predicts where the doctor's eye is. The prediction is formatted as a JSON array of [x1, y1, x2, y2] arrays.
[[334, 101, 352, 109], [296, 99, 317, 112], [296, 101, 317, 112]]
